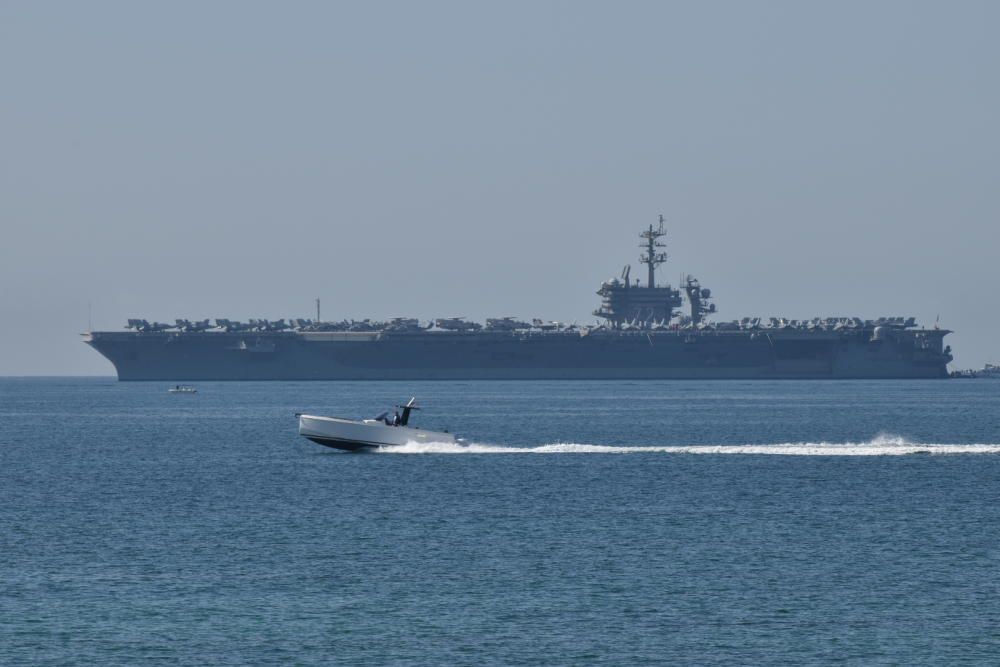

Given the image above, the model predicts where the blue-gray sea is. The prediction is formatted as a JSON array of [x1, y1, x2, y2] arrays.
[[2, 378, 999, 665]]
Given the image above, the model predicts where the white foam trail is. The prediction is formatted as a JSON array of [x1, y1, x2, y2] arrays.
[[382, 434, 1000, 456]]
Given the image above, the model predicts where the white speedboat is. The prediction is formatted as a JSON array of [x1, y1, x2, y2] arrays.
[[297, 398, 457, 451], [168, 385, 197, 394]]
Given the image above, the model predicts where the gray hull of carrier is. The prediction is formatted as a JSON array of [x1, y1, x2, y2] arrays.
[[84, 326, 951, 381]]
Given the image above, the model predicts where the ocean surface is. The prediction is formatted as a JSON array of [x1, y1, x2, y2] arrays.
[[2, 377, 999, 665]]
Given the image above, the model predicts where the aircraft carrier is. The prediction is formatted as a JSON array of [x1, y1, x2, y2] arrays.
[[84, 217, 953, 380]]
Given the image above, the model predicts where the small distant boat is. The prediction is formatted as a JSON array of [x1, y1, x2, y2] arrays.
[[168, 385, 198, 394], [297, 398, 456, 451], [981, 363, 1000, 378], [950, 363, 1000, 379]]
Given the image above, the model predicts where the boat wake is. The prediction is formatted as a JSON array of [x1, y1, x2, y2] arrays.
[[382, 434, 1000, 456]]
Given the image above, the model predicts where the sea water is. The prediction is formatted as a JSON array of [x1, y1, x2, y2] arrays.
[[2, 378, 999, 665]]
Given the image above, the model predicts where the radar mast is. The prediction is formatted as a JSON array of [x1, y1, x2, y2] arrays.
[[639, 215, 668, 288]]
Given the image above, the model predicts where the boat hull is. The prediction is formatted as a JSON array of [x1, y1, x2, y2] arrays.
[[298, 414, 456, 451]]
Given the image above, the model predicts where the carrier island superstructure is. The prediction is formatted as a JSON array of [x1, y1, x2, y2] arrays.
[[84, 217, 953, 380]]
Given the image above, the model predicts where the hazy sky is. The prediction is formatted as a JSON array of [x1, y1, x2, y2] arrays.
[[2, 1, 997, 375]]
